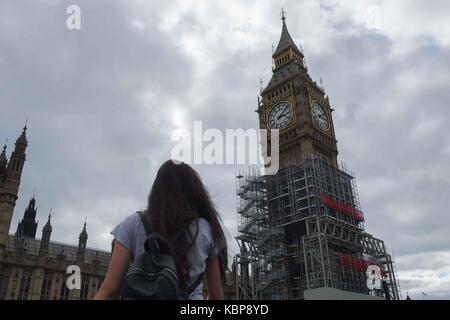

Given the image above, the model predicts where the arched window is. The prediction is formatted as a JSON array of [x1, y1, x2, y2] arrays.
[[60, 278, 70, 300], [0, 269, 11, 300], [80, 279, 89, 300], [40, 273, 53, 300], [17, 270, 32, 300]]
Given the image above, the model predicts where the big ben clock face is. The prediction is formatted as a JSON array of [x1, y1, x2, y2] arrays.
[[268, 101, 294, 130], [311, 101, 329, 131]]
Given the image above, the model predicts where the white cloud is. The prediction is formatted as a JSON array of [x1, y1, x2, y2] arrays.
[[397, 251, 450, 299]]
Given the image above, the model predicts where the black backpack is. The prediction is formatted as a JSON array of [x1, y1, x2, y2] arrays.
[[120, 212, 204, 300]]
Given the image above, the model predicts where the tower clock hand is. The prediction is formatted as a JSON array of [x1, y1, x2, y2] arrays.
[[277, 110, 288, 120]]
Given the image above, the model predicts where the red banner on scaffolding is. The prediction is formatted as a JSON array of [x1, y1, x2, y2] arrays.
[[339, 253, 388, 276], [321, 194, 365, 222], [339, 253, 369, 271]]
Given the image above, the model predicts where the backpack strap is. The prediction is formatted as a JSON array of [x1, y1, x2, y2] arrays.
[[187, 272, 205, 295], [138, 211, 152, 236]]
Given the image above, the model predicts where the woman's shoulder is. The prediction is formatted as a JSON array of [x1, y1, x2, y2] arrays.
[[191, 217, 212, 236], [113, 211, 144, 233], [111, 211, 144, 255], [122, 211, 142, 225], [196, 217, 211, 228]]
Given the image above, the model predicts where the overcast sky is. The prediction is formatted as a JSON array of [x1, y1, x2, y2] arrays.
[[1, 0, 449, 299]]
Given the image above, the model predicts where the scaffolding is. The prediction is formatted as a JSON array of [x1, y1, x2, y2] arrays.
[[235, 155, 400, 300]]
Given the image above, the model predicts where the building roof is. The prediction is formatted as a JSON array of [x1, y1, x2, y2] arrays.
[[261, 15, 311, 95], [273, 17, 301, 57], [6, 235, 111, 268], [261, 60, 310, 95]]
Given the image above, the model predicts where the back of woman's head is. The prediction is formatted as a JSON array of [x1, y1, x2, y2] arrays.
[[146, 160, 227, 288]]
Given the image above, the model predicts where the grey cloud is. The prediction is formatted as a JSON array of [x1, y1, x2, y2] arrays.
[[1, 0, 194, 247]]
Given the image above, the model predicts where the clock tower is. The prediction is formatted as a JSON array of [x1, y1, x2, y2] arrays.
[[235, 10, 400, 301], [259, 12, 338, 168]]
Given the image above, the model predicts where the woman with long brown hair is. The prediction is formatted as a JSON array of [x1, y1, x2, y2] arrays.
[[95, 160, 227, 299]]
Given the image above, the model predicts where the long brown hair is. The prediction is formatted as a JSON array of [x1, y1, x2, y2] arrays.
[[144, 160, 227, 290]]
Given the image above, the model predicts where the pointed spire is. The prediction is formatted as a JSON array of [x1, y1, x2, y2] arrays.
[[29, 195, 36, 208], [39, 211, 52, 255], [24, 195, 37, 219], [273, 8, 301, 57], [77, 220, 88, 262], [1, 142, 6, 158], [43, 211, 52, 232], [16, 195, 38, 238], [79, 220, 88, 239], [16, 124, 28, 145], [0, 142, 7, 167]]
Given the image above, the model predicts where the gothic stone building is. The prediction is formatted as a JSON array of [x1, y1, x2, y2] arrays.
[[0, 127, 110, 300]]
